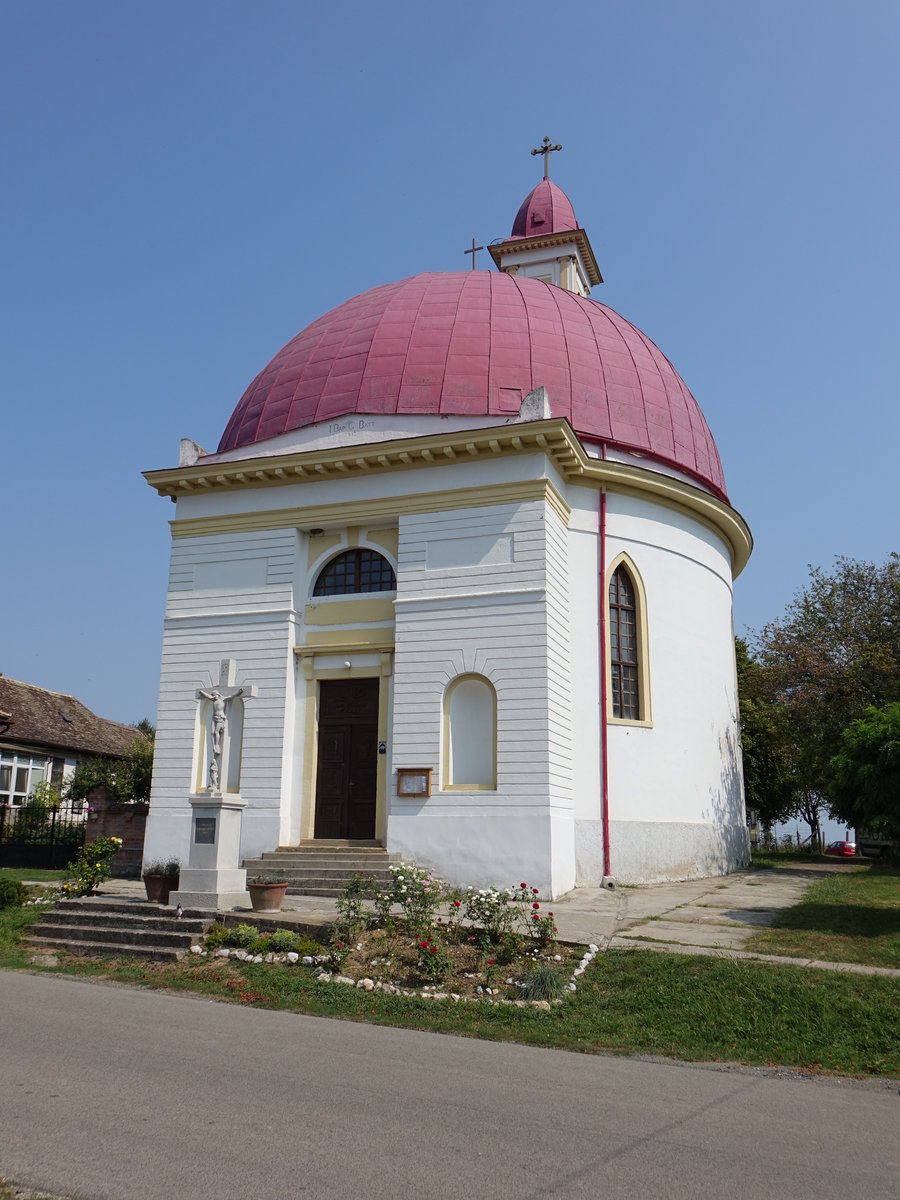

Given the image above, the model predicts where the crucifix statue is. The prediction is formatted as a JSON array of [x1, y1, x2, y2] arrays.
[[196, 659, 256, 793], [531, 135, 562, 180]]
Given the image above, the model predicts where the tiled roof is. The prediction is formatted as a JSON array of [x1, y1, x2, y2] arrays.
[[218, 271, 727, 499], [0, 677, 139, 759]]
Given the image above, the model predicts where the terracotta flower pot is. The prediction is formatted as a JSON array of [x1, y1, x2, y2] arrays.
[[144, 873, 178, 905], [248, 881, 289, 913]]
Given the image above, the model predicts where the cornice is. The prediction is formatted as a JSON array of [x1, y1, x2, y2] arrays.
[[145, 419, 573, 499], [150, 417, 752, 577], [488, 229, 602, 285]]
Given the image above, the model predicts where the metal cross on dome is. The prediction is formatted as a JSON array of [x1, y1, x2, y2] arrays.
[[531, 135, 562, 179], [463, 236, 483, 269]]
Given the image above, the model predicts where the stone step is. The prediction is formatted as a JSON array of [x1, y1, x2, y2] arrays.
[[31, 922, 197, 950], [29, 896, 216, 962], [54, 898, 217, 920], [39, 910, 207, 934], [244, 864, 395, 879], [285, 884, 374, 898], [25, 936, 182, 963], [253, 852, 401, 864]]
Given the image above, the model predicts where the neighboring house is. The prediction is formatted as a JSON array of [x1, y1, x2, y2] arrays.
[[0, 676, 138, 812]]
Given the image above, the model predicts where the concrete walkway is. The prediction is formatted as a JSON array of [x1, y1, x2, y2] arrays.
[[65, 859, 900, 979]]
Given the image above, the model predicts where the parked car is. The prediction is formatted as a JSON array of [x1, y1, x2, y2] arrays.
[[824, 840, 857, 858]]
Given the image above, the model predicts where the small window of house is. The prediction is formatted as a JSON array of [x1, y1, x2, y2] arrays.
[[313, 548, 396, 596], [444, 675, 497, 789]]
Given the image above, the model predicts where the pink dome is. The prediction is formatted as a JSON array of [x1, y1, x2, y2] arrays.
[[509, 178, 578, 239], [218, 272, 727, 500]]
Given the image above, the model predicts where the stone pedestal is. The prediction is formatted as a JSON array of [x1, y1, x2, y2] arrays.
[[170, 793, 251, 910]]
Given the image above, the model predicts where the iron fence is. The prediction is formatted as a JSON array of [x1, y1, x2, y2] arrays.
[[0, 803, 85, 869]]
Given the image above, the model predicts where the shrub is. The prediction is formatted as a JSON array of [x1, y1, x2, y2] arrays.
[[416, 938, 452, 983], [203, 923, 230, 950], [64, 836, 123, 896], [142, 859, 180, 878], [222, 923, 257, 949], [513, 884, 558, 947], [335, 873, 371, 937], [464, 886, 516, 946], [248, 935, 273, 956], [518, 964, 568, 1002], [269, 928, 301, 953], [0, 877, 28, 910], [389, 863, 446, 936]]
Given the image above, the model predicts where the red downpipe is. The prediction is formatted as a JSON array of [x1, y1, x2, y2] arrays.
[[599, 477, 611, 879]]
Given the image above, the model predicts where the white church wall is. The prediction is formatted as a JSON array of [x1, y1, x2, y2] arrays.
[[601, 493, 747, 882], [565, 489, 602, 826], [143, 526, 299, 868], [389, 495, 575, 896]]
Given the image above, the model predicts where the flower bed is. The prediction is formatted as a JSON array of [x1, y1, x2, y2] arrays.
[[191, 865, 601, 1005]]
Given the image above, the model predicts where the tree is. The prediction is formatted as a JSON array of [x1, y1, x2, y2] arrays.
[[829, 703, 900, 838], [735, 638, 796, 832], [63, 719, 155, 806], [752, 554, 900, 841]]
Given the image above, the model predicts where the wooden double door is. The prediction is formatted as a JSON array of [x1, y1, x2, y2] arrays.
[[314, 679, 379, 840]]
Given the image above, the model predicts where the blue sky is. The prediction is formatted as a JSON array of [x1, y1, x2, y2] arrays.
[[2, 0, 898, 725]]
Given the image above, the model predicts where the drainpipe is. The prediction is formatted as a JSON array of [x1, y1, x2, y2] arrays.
[[598, 461, 612, 883]]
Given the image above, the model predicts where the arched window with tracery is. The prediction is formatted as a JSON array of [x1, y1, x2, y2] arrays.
[[313, 548, 396, 596], [609, 565, 640, 720]]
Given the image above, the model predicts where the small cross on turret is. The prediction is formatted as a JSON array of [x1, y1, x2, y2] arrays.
[[531, 135, 562, 180]]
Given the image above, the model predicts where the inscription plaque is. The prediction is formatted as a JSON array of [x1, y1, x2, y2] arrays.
[[194, 817, 217, 845]]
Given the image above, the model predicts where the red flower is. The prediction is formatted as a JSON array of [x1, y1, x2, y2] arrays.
[[336, 941, 343, 948], [419, 940, 428, 949], [469, 935, 476, 942], [487, 959, 495, 965], [452, 899, 461, 908], [520, 883, 527, 889], [532, 887, 539, 895], [532, 914, 539, 921], [532, 902, 540, 909]]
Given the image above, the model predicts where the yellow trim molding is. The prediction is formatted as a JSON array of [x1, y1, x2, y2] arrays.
[[305, 598, 396, 627], [148, 418, 751, 577], [298, 649, 393, 844], [605, 552, 653, 728]]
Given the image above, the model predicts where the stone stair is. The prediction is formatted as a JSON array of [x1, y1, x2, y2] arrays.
[[27, 898, 216, 962], [242, 843, 402, 898]]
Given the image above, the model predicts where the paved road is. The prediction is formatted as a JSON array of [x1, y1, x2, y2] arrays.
[[2, 972, 898, 1200]]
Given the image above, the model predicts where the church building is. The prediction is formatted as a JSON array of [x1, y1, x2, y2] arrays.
[[142, 146, 752, 898]]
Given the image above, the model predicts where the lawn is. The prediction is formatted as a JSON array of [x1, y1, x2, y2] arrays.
[[4, 903, 898, 1078], [745, 863, 900, 968], [0, 868, 67, 884]]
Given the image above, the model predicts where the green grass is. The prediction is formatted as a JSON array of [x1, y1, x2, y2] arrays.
[[750, 850, 829, 870], [10, 925, 898, 1078], [0, 1177, 74, 1199], [746, 863, 900, 968], [0, 868, 67, 883], [0, 904, 45, 969]]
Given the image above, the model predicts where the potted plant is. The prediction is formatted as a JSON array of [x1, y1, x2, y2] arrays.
[[247, 873, 290, 913], [142, 859, 180, 905]]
